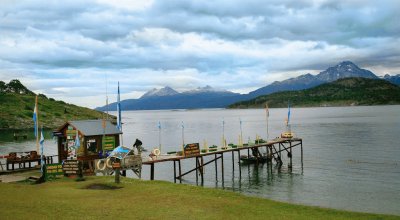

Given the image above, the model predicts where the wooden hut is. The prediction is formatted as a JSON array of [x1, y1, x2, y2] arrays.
[[53, 120, 122, 171]]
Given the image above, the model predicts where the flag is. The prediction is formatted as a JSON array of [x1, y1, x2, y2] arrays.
[[33, 95, 38, 137], [181, 121, 184, 129], [40, 128, 44, 173], [75, 130, 80, 149], [265, 103, 269, 117], [40, 128, 44, 147], [287, 101, 291, 125], [116, 81, 122, 132]]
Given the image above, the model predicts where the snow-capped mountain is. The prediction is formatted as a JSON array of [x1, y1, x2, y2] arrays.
[[140, 86, 179, 99], [247, 61, 379, 99]]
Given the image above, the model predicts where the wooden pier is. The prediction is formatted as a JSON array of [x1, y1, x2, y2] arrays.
[[142, 137, 303, 182]]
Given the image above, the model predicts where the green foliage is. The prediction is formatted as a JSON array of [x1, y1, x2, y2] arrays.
[[229, 78, 400, 108], [0, 81, 6, 93], [3, 79, 35, 95], [38, 93, 47, 99]]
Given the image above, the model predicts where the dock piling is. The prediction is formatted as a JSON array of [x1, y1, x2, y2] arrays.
[[150, 163, 154, 180], [173, 160, 176, 183]]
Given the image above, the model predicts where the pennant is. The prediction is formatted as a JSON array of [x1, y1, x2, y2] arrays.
[[33, 95, 38, 137], [40, 128, 44, 173], [75, 130, 80, 149]]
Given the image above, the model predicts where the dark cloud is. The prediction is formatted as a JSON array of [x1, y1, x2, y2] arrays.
[[0, 0, 399, 107]]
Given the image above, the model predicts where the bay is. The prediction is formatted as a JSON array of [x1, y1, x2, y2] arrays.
[[1, 105, 399, 215]]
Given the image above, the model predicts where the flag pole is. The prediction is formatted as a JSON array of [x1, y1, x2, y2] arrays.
[[181, 121, 185, 153], [36, 95, 39, 153], [265, 103, 269, 141], [222, 118, 225, 148], [239, 118, 243, 147], [117, 81, 123, 146], [158, 121, 162, 153], [287, 100, 291, 132]]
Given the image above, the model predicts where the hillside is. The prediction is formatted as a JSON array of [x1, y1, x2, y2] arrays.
[[229, 78, 400, 108], [0, 79, 114, 130]]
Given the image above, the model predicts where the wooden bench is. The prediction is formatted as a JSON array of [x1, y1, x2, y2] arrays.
[[6, 151, 42, 171]]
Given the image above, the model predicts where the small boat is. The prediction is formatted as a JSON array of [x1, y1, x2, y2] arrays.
[[240, 155, 268, 164]]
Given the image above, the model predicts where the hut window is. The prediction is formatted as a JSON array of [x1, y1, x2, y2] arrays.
[[87, 139, 97, 154]]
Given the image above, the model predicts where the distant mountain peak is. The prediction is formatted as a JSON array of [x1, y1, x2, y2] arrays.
[[247, 61, 379, 99], [184, 85, 233, 94], [194, 85, 215, 92], [316, 61, 377, 82], [140, 86, 179, 99], [383, 74, 400, 86]]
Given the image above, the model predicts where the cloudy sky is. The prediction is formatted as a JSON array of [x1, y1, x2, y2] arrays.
[[1, 0, 399, 108]]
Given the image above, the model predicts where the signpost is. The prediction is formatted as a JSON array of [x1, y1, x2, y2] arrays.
[[103, 136, 115, 151], [44, 163, 63, 180], [113, 162, 121, 184], [184, 143, 200, 157], [62, 160, 82, 177]]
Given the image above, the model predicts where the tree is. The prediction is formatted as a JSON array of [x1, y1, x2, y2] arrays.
[[6, 79, 34, 95], [0, 81, 6, 93]]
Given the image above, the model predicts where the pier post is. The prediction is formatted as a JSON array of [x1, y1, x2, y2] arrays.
[[232, 151, 234, 169], [178, 160, 182, 183], [221, 153, 224, 182], [150, 163, 154, 180], [215, 154, 218, 182], [279, 143, 281, 158], [195, 157, 199, 183], [289, 141, 293, 169], [200, 156, 204, 183], [173, 160, 176, 183], [238, 150, 241, 176], [301, 140, 303, 169]]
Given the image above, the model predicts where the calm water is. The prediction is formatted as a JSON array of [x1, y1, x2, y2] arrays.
[[1, 106, 399, 215]]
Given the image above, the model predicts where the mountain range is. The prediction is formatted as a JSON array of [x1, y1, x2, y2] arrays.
[[229, 77, 400, 108], [98, 86, 240, 110], [96, 61, 400, 111]]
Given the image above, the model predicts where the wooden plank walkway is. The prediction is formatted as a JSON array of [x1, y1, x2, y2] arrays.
[[142, 137, 303, 182]]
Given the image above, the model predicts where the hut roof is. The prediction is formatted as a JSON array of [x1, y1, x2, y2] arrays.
[[57, 120, 122, 136]]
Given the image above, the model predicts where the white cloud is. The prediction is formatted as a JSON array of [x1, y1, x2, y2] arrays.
[[96, 0, 154, 11], [0, 0, 399, 108]]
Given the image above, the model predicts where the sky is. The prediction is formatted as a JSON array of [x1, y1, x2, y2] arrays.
[[1, 0, 399, 108]]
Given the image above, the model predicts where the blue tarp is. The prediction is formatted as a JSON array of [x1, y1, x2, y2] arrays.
[[108, 146, 131, 159]]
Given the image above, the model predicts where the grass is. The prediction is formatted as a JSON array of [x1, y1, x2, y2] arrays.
[[0, 176, 398, 220]]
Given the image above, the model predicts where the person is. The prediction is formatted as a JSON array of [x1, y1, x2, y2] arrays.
[[133, 138, 143, 154]]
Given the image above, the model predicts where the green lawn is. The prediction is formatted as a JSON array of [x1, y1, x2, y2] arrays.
[[0, 176, 398, 220]]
